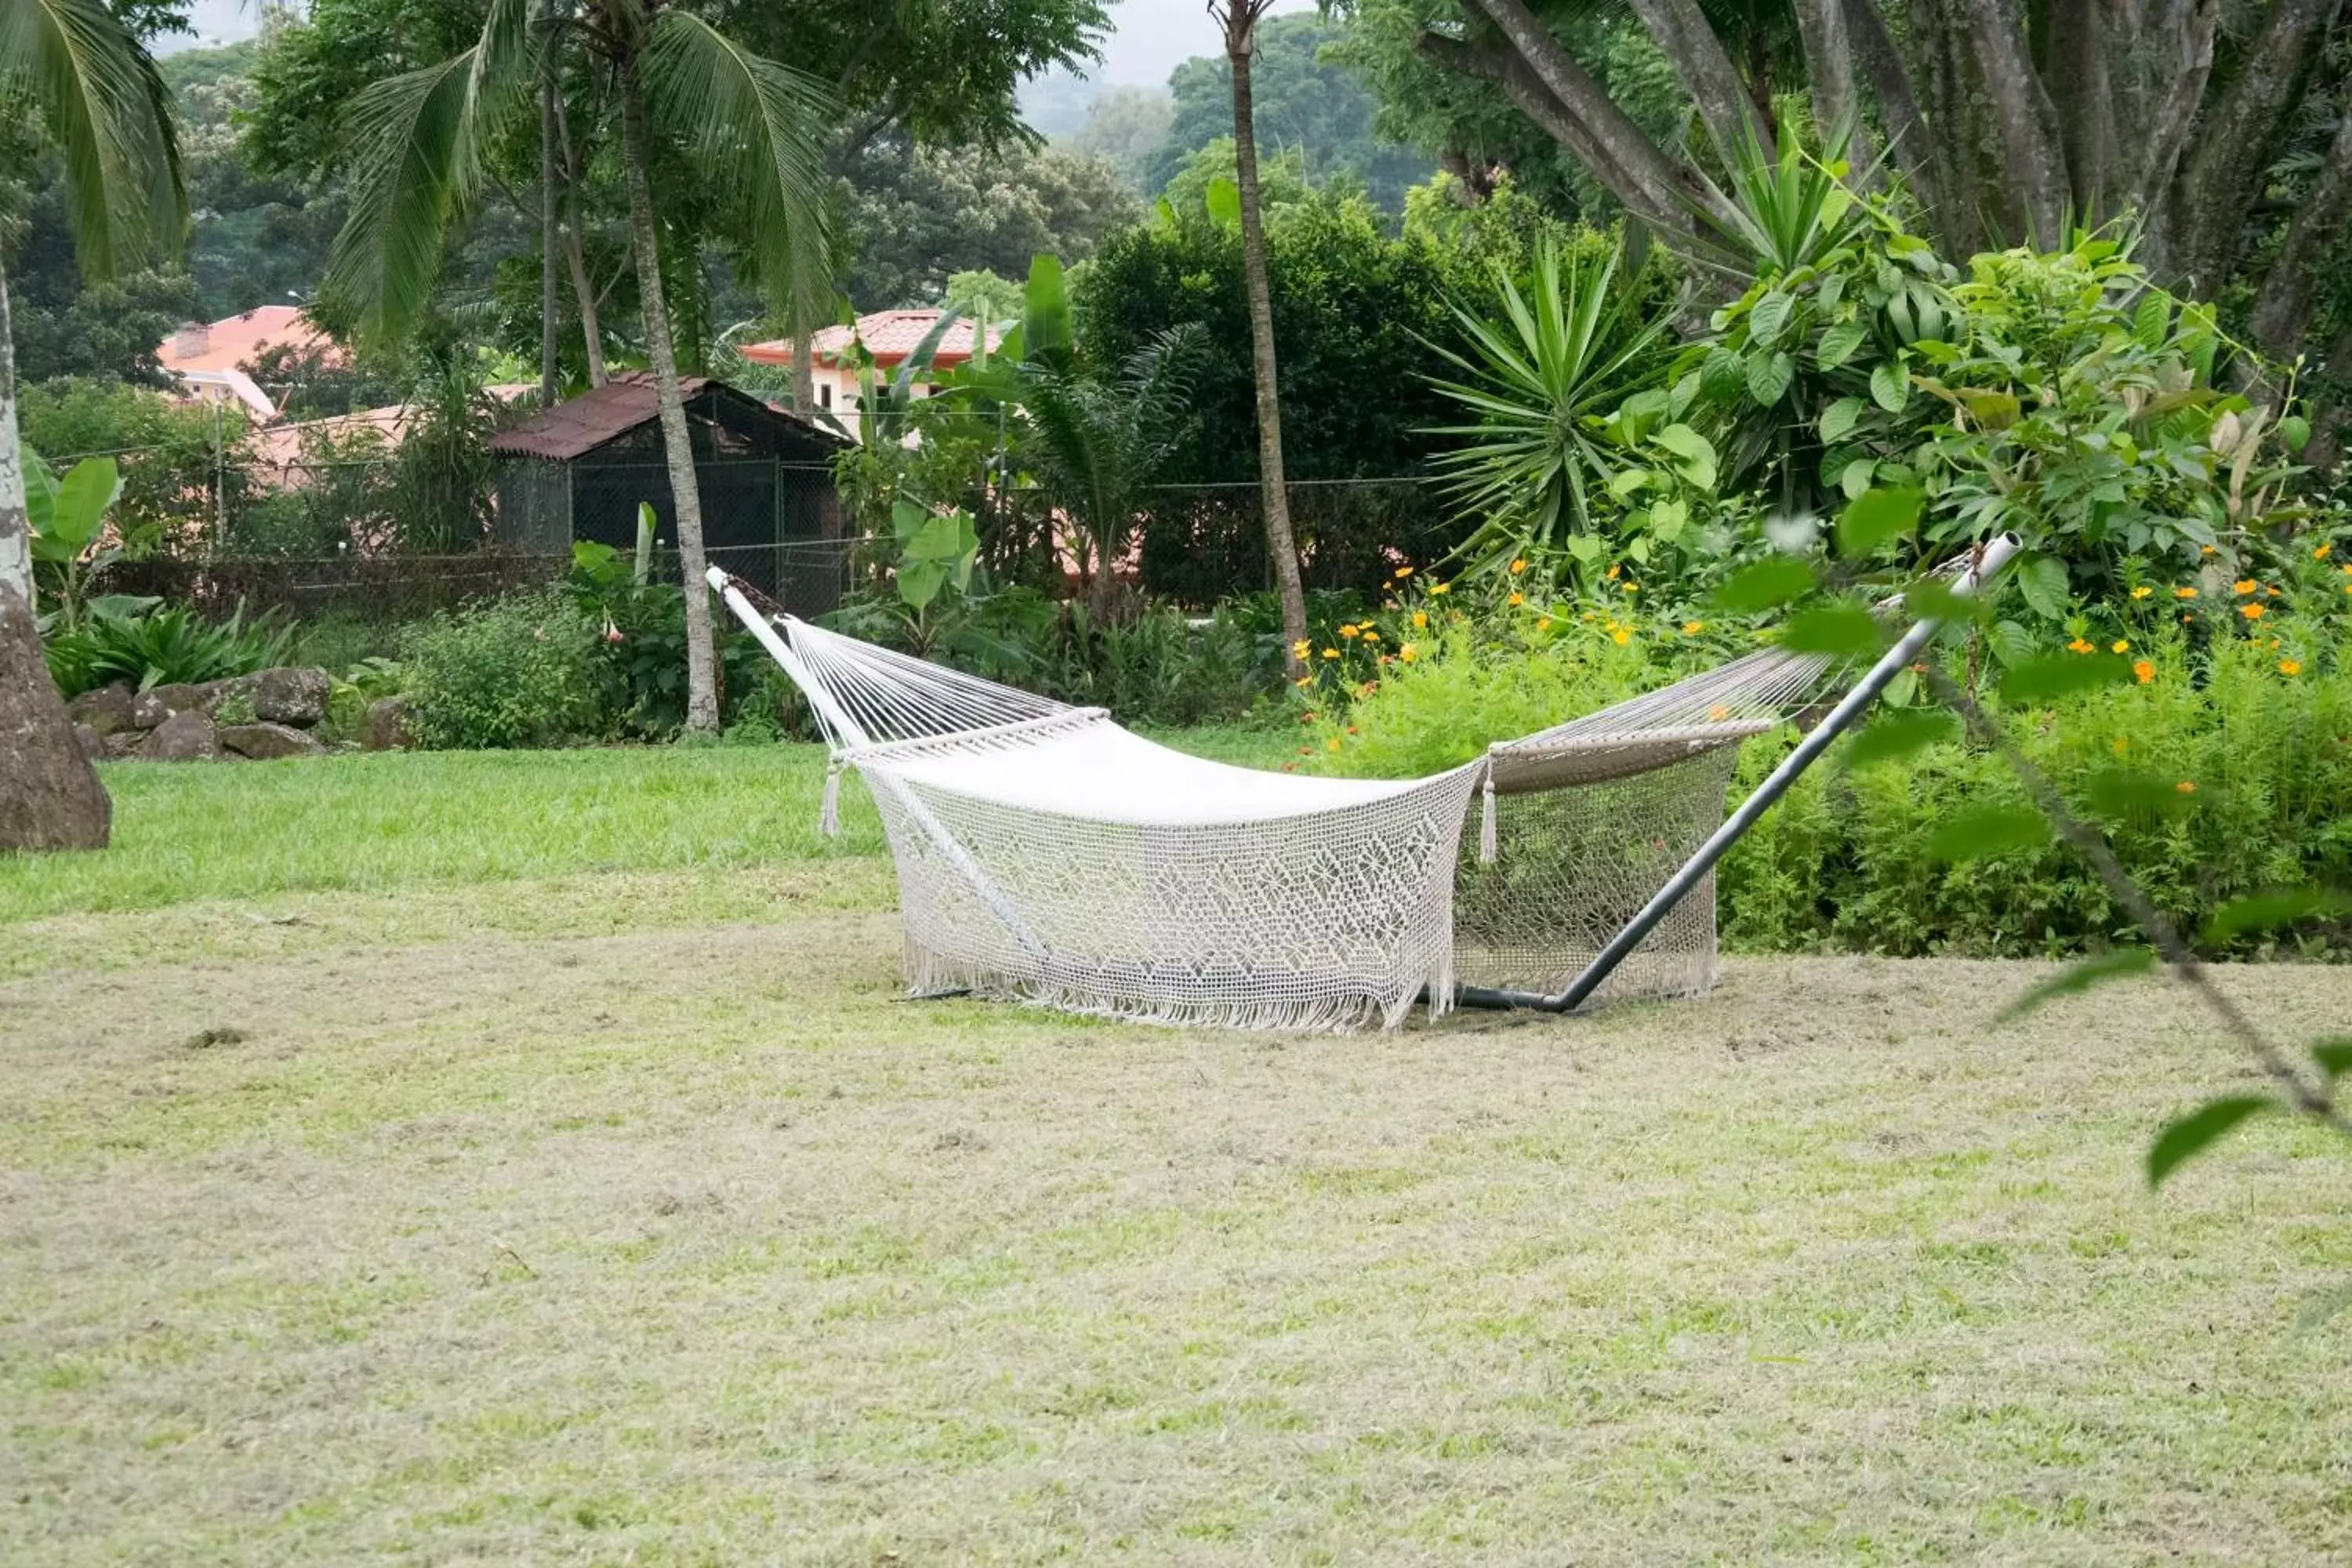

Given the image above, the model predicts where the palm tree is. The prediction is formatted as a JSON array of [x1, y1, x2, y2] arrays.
[[322, 0, 832, 731], [1210, 0, 1307, 677], [1, 0, 183, 851]]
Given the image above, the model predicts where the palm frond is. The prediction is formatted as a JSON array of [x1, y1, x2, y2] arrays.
[[0, 0, 183, 276], [641, 11, 834, 331]]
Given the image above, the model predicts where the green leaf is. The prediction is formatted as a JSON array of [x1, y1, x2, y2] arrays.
[[2015, 555, 2071, 620], [1997, 949, 2157, 1022], [1870, 359, 1910, 414], [1713, 556, 1817, 614], [891, 498, 928, 543], [1649, 498, 1688, 541], [2202, 888, 2352, 946], [1651, 424, 1717, 491], [1819, 396, 1865, 445], [1839, 458, 1876, 499], [42, 457, 120, 551], [1749, 289, 1793, 347], [1747, 350, 1795, 407], [1566, 534, 1605, 564], [1781, 603, 1883, 657], [2132, 292, 2169, 351], [1835, 485, 1922, 559], [1817, 318, 1867, 368], [1204, 175, 1240, 228], [1846, 709, 1957, 769], [1701, 345, 1744, 397], [1997, 654, 2133, 703], [2148, 1097, 2271, 1188], [1606, 466, 1652, 499], [1925, 804, 2051, 862], [1022, 253, 1072, 359], [895, 557, 946, 610]]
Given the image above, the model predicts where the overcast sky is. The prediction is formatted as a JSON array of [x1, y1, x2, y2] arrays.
[[160, 0, 1319, 74]]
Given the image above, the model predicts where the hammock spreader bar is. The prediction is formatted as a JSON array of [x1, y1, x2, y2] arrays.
[[1448, 531, 2022, 1015]]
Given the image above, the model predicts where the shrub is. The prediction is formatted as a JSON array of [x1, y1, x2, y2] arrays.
[[397, 588, 601, 749], [44, 601, 296, 697]]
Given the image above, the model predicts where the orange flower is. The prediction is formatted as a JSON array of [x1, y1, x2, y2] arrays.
[[1412, 610, 1428, 629], [2132, 659, 2154, 684], [2280, 658, 2303, 677], [1360, 629, 1380, 643], [1606, 563, 1622, 582], [2067, 637, 2096, 653], [1327, 737, 1342, 752], [1682, 620, 1707, 635], [1399, 642, 1418, 662], [2175, 586, 2198, 600], [2241, 602, 2266, 620], [1507, 591, 1524, 607], [1321, 648, 1340, 659], [2176, 779, 2197, 794], [2316, 543, 2333, 561], [1338, 623, 1359, 638], [1536, 616, 1552, 630], [2201, 545, 2218, 557], [2234, 579, 2258, 595], [1509, 557, 1528, 575]]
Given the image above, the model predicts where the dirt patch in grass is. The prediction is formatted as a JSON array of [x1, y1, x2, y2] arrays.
[[5, 895, 2351, 1563]]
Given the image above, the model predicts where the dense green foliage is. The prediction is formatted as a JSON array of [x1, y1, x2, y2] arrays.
[[44, 603, 296, 698], [395, 588, 604, 750]]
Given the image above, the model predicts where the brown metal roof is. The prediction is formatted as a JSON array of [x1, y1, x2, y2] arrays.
[[489, 372, 845, 461]]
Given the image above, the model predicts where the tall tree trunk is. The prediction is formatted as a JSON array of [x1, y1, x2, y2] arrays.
[[553, 89, 607, 386], [618, 53, 720, 732], [538, 7, 561, 409], [791, 321, 815, 418], [0, 253, 111, 852], [1225, 5, 1307, 675], [1791, 0, 1873, 176], [2249, 104, 2352, 356]]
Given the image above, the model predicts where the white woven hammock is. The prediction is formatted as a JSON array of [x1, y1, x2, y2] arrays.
[[709, 569, 1875, 1033]]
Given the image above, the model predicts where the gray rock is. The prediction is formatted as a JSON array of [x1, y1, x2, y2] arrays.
[[361, 695, 413, 751], [220, 721, 327, 760], [74, 723, 107, 762], [67, 682, 136, 736], [246, 666, 332, 726], [103, 728, 149, 760], [0, 586, 110, 850], [130, 681, 225, 728], [145, 710, 221, 760]]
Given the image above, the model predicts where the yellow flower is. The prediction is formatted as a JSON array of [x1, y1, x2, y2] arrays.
[[1361, 629, 1380, 643], [1290, 639, 1310, 660], [1536, 616, 1552, 630], [1430, 581, 1450, 595], [2240, 602, 2266, 620], [2201, 545, 2217, 557], [1293, 676, 1311, 688], [1393, 565, 1414, 579], [1682, 620, 1707, 635], [2317, 543, 2333, 560], [1509, 557, 1527, 575], [2280, 658, 2303, 677], [2132, 659, 2154, 684], [2341, 563, 2352, 575], [1399, 642, 1418, 662], [2111, 735, 2129, 755], [2175, 586, 2198, 600], [1611, 627, 1632, 646], [2067, 637, 2096, 653], [1412, 610, 1427, 629], [1621, 581, 1639, 593], [2267, 586, 2281, 597], [2130, 585, 2154, 600], [1321, 647, 1340, 659], [2111, 639, 2130, 654], [2234, 579, 2258, 595], [1606, 563, 1622, 582], [1327, 737, 1342, 752], [2175, 779, 2197, 795], [1508, 590, 1524, 607]]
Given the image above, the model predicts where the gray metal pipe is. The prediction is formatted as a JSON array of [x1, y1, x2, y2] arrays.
[[1455, 532, 2022, 1015]]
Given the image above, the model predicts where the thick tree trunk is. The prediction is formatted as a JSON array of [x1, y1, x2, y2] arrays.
[[539, 9, 561, 409], [553, 89, 607, 387], [619, 55, 720, 732], [2249, 104, 2352, 355], [1618, 0, 1766, 164], [1225, 9, 1308, 677], [1791, 0, 1873, 174], [0, 255, 111, 852]]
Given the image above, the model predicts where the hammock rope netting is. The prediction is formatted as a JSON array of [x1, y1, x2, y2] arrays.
[[713, 568, 1872, 1032]]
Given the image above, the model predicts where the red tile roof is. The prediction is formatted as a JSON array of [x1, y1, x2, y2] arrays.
[[157, 306, 339, 376], [740, 309, 1004, 369], [489, 372, 845, 462]]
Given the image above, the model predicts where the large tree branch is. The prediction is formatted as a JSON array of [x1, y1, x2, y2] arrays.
[[1866, 0, 1960, 239], [2131, 0, 2216, 228], [1417, 22, 1718, 232], [1791, 0, 1875, 176], [1958, 0, 2071, 243], [2248, 103, 2352, 354], [1611, 0, 1769, 165], [2169, 0, 2342, 292]]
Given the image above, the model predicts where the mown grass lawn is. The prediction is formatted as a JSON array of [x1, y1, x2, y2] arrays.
[[5, 745, 2351, 1563]]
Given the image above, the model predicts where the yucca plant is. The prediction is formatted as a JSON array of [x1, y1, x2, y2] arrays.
[[45, 601, 296, 697], [1422, 236, 1666, 574]]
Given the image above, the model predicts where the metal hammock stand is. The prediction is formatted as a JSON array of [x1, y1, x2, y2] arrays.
[[713, 535, 2018, 1030]]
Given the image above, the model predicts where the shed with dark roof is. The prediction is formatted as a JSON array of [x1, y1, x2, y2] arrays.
[[490, 373, 850, 612]]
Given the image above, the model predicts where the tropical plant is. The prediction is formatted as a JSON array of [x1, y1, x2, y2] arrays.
[[24, 452, 153, 632], [1, 0, 187, 851], [43, 600, 296, 697], [1423, 234, 1666, 571], [317, 0, 834, 733]]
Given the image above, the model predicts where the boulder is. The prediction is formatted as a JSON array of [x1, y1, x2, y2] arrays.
[[74, 723, 106, 762], [67, 682, 136, 736], [246, 666, 332, 727], [130, 681, 223, 728], [145, 710, 220, 760], [220, 721, 327, 760], [103, 728, 149, 760], [0, 583, 111, 850], [361, 695, 413, 751]]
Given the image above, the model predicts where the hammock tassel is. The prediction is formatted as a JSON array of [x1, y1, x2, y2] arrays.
[[1478, 771, 1498, 866], [818, 757, 844, 838]]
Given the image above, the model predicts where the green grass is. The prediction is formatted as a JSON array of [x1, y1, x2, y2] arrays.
[[5, 746, 2352, 1563]]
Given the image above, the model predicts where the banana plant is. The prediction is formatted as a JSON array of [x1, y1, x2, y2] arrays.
[[25, 452, 154, 632]]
